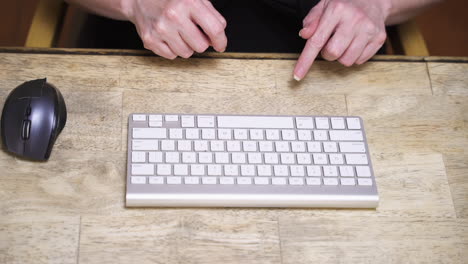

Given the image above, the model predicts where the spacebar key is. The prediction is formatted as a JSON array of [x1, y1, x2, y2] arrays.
[[217, 116, 294, 129]]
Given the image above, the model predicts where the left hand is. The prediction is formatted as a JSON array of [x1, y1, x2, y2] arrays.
[[294, 0, 391, 80]]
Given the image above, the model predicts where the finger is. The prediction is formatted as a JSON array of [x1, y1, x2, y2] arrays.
[[355, 41, 382, 65], [202, 0, 227, 28], [338, 36, 369, 67], [163, 28, 194, 58], [179, 20, 211, 53], [191, 2, 227, 52], [300, 1, 326, 39], [321, 26, 354, 61], [147, 40, 177, 60], [294, 6, 341, 80]]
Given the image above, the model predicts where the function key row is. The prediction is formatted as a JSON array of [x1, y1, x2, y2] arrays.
[[132, 114, 362, 130]]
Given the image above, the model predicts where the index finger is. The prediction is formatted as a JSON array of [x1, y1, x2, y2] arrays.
[[191, 2, 227, 52], [294, 6, 341, 80]]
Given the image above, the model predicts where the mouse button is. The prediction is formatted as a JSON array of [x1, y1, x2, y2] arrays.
[[12, 79, 46, 99], [21, 120, 31, 140]]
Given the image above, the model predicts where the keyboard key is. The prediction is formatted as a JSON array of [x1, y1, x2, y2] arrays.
[[132, 164, 154, 175], [161, 140, 175, 151], [274, 165, 288, 176], [313, 154, 328, 165], [227, 141, 241, 151], [306, 166, 322, 176], [157, 164, 171, 175], [257, 165, 272, 176], [339, 166, 354, 177], [185, 177, 200, 184], [218, 129, 232, 140], [218, 116, 294, 129], [215, 152, 229, 163], [220, 177, 235, 184], [356, 166, 372, 177], [331, 117, 346, 129], [346, 117, 361, 129], [177, 140, 192, 151], [329, 154, 344, 164], [190, 165, 205, 175], [297, 130, 312, 141], [341, 178, 356, 186], [186, 129, 200, 139], [307, 142, 321, 152], [182, 152, 196, 163], [133, 128, 167, 139], [237, 177, 252, 185], [272, 177, 287, 185], [167, 176, 182, 184], [174, 164, 188, 175], [324, 178, 339, 185], [132, 140, 159, 151], [315, 117, 330, 129], [232, 153, 246, 164], [132, 114, 146, 121], [169, 129, 183, 139], [275, 141, 290, 152], [149, 121, 163, 127], [199, 153, 213, 163], [259, 141, 273, 152], [280, 153, 295, 164], [358, 178, 373, 186], [202, 129, 216, 139], [149, 152, 163, 163], [208, 165, 222, 176], [225, 165, 239, 176], [266, 129, 280, 140], [243, 141, 257, 152], [181, 116, 195, 127], [131, 176, 146, 184], [248, 153, 262, 164], [282, 130, 296, 140], [290, 166, 305, 176], [339, 142, 366, 153], [296, 117, 314, 129], [297, 153, 311, 164], [149, 115, 162, 121], [198, 116, 215, 127], [194, 140, 208, 151], [149, 176, 164, 184], [323, 166, 338, 176], [211, 141, 225, 151], [291, 142, 306, 152], [264, 153, 279, 164], [313, 130, 328, 141], [345, 154, 368, 165], [329, 131, 363, 141], [323, 142, 338, 152], [234, 129, 248, 140], [132, 151, 146, 163], [289, 178, 304, 185], [165, 152, 180, 163], [306, 177, 321, 185], [250, 129, 264, 140], [202, 177, 217, 185], [254, 177, 269, 185], [165, 115, 179, 122], [241, 165, 255, 176]]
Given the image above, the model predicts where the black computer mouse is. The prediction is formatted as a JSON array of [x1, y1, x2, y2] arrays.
[[1, 78, 67, 161]]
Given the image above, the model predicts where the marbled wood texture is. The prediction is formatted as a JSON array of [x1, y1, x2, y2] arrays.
[[0, 51, 466, 264]]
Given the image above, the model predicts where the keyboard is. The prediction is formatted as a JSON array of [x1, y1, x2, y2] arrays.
[[126, 114, 379, 208]]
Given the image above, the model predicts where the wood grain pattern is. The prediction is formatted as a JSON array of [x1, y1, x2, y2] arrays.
[[0, 50, 467, 263]]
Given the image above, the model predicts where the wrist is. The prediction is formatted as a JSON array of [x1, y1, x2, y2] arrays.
[[120, 0, 135, 21], [376, 0, 393, 23]]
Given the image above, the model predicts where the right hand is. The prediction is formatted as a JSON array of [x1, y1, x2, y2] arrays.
[[123, 0, 227, 59]]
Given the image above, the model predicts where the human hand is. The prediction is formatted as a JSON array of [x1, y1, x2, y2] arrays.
[[293, 0, 391, 80], [123, 0, 227, 59]]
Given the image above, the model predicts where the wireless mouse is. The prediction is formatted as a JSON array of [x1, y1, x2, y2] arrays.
[[1, 78, 67, 161]]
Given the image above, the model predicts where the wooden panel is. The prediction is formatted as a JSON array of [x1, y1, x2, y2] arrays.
[[428, 62, 468, 96], [0, 0, 38, 46]]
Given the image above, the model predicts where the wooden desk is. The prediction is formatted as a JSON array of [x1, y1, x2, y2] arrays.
[[0, 48, 467, 264]]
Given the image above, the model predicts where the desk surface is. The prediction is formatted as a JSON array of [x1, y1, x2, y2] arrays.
[[0, 48, 467, 264]]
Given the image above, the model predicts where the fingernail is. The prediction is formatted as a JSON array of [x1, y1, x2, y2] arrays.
[[298, 29, 303, 37], [293, 74, 301, 81]]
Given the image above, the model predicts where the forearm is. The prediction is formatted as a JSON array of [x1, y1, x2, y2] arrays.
[[65, 0, 131, 20], [384, 0, 444, 25]]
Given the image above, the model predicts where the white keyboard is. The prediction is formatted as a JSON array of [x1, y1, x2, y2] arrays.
[[126, 114, 379, 208]]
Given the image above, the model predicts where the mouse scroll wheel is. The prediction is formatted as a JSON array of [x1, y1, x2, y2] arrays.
[[21, 120, 31, 140]]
